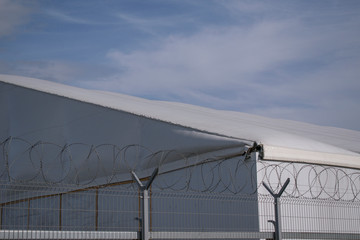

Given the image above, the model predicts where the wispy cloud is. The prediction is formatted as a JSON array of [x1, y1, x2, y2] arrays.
[[103, 19, 323, 97], [2, 1, 360, 130], [99, 2, 360, 129], [115, 12, 196, 36], [116, 13, 175, 28], [0, 59, 120, 87], [45, 9, 102, 25], [3, 60, 82, 83], [0, 0, 33, 38]]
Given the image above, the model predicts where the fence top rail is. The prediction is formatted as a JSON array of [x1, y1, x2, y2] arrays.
[[0, 230, 139, 239], [1, 230, 360, 240]]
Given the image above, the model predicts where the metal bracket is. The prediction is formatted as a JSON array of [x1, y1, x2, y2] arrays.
[[263, 178, 290, 198]]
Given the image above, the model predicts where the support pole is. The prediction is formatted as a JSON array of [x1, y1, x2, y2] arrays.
[[142, 188, 149, 240], [131, 168, 159, 240], [262, 178, 290, 240]]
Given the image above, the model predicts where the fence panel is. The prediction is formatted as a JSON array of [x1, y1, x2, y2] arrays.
[[280, 197, 360, 234], [150, 191, 260, 232], [1, 181, 360, 239], [0, 182, 139, 233]]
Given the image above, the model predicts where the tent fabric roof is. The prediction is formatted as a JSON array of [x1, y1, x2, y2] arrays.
[[1, 74, 360, 169]]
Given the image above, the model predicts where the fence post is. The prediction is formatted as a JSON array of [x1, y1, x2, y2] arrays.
[[262, 178, 290, 240], [131, 168, 159, 240]]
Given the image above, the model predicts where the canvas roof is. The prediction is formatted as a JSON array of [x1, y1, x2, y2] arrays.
[[1, 74, 360, 170]]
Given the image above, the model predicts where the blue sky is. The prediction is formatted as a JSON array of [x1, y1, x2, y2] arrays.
[[1, 0, 360, 131]]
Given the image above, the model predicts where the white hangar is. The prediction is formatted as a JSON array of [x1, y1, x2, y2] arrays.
[[1, 74, 360, 234]]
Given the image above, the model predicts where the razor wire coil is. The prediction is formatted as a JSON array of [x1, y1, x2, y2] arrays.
[[1, 137, 360, 201]]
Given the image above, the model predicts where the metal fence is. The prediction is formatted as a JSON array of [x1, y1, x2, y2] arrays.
[[1, 181, 360, 239]]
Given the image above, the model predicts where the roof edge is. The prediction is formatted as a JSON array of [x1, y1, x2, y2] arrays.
[[262, 144, 360, 169]]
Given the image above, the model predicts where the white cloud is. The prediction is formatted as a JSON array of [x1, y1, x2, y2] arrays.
[[1, 60, 120, 87], [99, 4, 360, 129], [103, 19, 322, 97], [2, 0, 359, 130], [44, 9, 102, 25], [9, 61, 82, 83], [117, 13, 178, 28], [0, 0, 33, 38], [114, 11, 198, 37]]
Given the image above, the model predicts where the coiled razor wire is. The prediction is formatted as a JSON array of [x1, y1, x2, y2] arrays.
[[257, 161, 360, 201], [1, 137, 360, 201]]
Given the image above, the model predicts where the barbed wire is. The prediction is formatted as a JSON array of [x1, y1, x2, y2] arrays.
[[1, 137, 360, 201], [257, 161, 360, 201]]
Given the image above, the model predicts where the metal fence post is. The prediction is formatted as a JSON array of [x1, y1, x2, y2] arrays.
[[131, 168, 158, 240], [263, 178, 290, 240]]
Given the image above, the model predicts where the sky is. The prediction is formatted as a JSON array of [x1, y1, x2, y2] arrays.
[[0, 0, 360, 131]]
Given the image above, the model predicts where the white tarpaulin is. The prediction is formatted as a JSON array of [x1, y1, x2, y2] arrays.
[[1, 73, 360, 187]]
